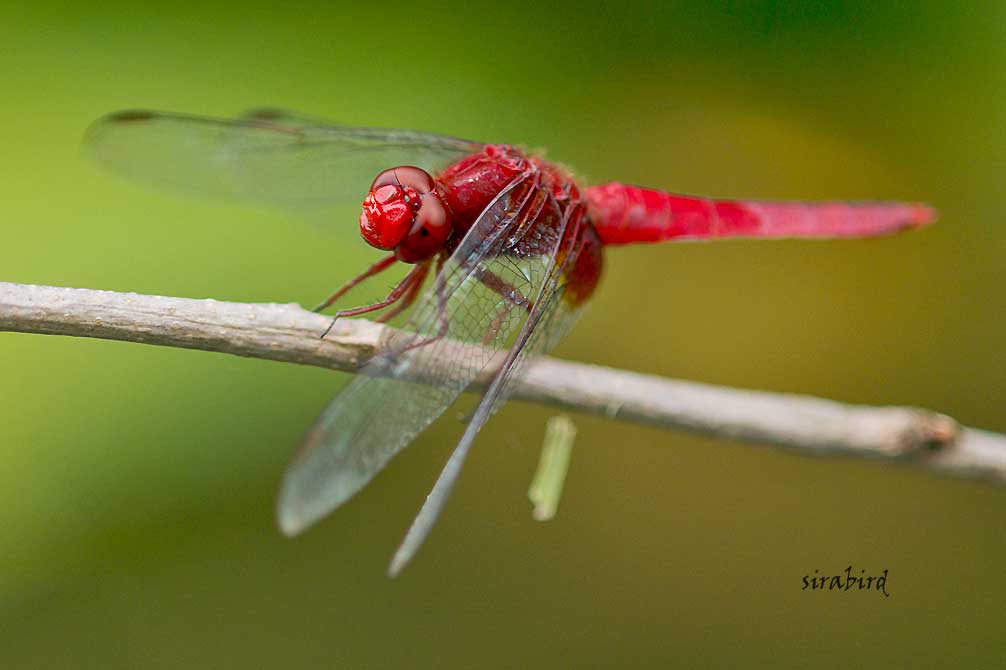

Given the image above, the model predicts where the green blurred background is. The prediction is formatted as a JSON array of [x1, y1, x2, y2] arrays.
[[2, 1, 1003, 667]]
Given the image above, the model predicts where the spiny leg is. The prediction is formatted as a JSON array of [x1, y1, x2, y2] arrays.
[[482, 303, 515, 346], [477, 263, 538, 346], [433, 253, 449, 335], [399, 253, 452, 354], [474, 194, 581, 347], [473, 264, 534, 313], [312, 252, 398, 313], [401, 255, 531, 354], [320, 261, 429, 339], [376, 262, 429, 323]]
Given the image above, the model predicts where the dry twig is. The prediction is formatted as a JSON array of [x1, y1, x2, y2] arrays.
[[1, 281, 1003, 484]]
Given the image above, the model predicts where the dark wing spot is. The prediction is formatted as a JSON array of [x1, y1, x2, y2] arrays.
[[420, 227, 429, 237], [108, 110, 157, 123]]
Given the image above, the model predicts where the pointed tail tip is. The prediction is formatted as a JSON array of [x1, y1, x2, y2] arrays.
[[909, 203, 939, 228]]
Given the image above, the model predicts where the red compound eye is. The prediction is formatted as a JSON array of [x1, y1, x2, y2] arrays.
[[359, 166, 453, 262], [360, 183, 421, 250], [395, 192, 451, 263]]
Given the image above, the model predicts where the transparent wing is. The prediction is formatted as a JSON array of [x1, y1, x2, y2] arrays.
[[388, 203, 590, 575], [277, 172, 553, 534], [239, 108, 340, 127], [84, 109, 484, 210]]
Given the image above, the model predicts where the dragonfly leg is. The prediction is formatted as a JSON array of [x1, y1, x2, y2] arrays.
[[481, 303, 515, 346], [319, 261, 429, 339], [473, 264, 534, 313], [376, 262, 429, 323], [478, 261, 540, 345], [433, 253, 450, 334], [312, 252, 398, 313], [398, 253, 452, 353]]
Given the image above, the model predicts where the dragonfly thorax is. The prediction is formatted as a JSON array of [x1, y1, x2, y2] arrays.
[[359, 166, 452, 263]]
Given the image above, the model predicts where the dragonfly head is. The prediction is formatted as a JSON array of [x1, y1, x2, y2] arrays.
[[360, 166, 452, 263]]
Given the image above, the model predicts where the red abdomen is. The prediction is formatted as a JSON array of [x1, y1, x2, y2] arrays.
[[586, 182, 936, 245]]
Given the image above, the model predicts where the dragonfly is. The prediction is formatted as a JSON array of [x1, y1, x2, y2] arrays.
[[86, 108, 936, 575]]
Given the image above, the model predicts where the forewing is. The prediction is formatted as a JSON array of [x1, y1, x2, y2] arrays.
[[388, 205, 589, 575], [277, 174, 553, 535], [85, 109, 483, 210]]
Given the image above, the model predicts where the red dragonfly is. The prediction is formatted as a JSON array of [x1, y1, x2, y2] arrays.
[[86, 109, 935, 574]]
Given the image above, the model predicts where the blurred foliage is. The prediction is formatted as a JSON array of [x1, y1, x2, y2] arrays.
[[1, 1, 1003, 667]]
